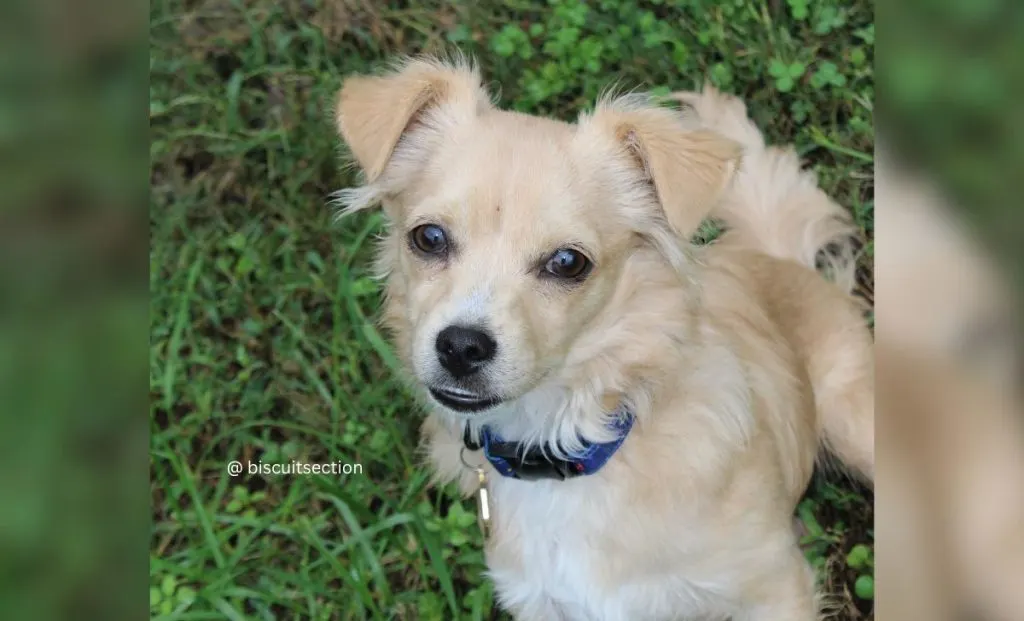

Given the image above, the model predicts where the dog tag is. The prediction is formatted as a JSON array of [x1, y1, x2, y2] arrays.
[[474, 467, 491, 538]]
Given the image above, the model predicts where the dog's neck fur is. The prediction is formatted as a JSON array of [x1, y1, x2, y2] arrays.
[[394, 244, 705, 459]]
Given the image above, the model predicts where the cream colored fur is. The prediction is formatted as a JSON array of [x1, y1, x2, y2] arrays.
[[334, 57, 874, 621]]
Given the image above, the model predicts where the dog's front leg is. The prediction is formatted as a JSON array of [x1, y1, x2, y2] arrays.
[[733, 550, 819, 621], [500, 593, 569, 621], [490, 571, 571, 621]]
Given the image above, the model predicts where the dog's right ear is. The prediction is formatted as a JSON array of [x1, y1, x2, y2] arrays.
[[335, 57, 491, 183]]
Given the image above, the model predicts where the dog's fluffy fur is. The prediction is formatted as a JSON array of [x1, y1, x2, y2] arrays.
[[334, 57, 873, 621]]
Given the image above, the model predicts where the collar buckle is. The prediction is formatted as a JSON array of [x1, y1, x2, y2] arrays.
[[460, 407, 634, 482], [486, 441, 578, 480]]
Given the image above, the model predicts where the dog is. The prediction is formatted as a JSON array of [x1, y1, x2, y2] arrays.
[[333, 56, 874, 621]]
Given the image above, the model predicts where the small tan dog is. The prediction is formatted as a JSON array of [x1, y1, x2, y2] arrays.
[[334, 57, 873, 621]]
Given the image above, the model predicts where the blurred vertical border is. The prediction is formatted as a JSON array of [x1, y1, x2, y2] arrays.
[[0, 0, 148, 619], [877, 0, 1024, 619]]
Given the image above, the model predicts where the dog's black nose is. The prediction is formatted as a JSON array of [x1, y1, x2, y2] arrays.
[[435, 325, 497, 378]]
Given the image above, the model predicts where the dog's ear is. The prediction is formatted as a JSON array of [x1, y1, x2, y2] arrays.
[[335, 57, 491, 182], [578, 95, 741, 239]]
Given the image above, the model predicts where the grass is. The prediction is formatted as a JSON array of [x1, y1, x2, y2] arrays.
[[149, 0, 874, 619]]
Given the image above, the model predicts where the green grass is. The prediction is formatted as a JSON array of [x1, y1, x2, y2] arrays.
[[150, 0, 874, 619]]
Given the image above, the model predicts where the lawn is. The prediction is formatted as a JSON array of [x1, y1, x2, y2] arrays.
[[149, 0, 874, 619]]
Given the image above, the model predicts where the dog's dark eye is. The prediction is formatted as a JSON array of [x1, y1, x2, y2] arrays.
[[410, 224, 449, 256], [544, 248, 592, 280]]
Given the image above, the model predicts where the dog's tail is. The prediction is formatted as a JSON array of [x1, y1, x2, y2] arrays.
[[671, 86, 859, 294]]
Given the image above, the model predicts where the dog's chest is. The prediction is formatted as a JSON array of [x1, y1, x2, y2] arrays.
[[483, 477, 728, 621]]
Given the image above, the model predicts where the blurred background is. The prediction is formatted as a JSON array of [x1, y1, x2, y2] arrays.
[[0, 0, 1019, 619], [1, 0, 146, 619]]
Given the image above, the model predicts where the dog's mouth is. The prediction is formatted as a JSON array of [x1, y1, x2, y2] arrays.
[[428, 386, 503, 413]]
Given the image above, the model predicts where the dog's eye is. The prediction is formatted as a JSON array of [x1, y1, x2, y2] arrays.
[[409, 224, 449, 256], [544, 248, 592, 280]]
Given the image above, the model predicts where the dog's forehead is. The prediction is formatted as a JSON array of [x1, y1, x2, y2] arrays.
[[416, 110, 604, 230], [445, 110, 577, 179]]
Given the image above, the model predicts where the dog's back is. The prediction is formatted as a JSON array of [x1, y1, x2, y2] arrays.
[[678, 87, 875, 481]]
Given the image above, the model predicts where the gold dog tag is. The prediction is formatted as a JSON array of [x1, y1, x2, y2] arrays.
[[474, 467, 491, 538]]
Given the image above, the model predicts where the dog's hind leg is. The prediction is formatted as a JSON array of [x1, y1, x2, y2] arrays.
[[809, 310, 875, 482], [765, 265, 874, 483]]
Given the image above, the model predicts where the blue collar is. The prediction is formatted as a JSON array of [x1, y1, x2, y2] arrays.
[[462, 408, 635, 481]]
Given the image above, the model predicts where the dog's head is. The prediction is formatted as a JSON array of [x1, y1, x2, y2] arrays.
[[334, 57, 739, 421]]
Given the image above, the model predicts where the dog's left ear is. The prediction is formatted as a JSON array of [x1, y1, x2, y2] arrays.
[[577, 96, 741, 239]]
